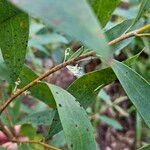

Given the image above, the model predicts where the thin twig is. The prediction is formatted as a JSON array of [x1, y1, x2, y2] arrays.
[[137, 24, 150, 33], [0, 120, 14, 140], [135, 33, 150, 37], [4, 109, 16, 137], [0, 52, 94, 114], [12, 139, 61, 150], [0, 24, 150, 114], [109, 24, 150, 45]]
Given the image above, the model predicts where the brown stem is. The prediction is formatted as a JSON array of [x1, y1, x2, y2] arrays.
[[0, 120, 14, 140], [0, 24, 150, 114], [12, 139, 61, 150], [0, 52, 94, 114], [4, 110, 16, 137]]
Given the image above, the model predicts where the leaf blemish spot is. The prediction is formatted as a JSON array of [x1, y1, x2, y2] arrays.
[[59, 104, 62, 107], [70, 144, 73, 148], [53, 119, 58, 122]]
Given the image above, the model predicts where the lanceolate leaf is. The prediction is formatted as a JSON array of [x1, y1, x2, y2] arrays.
[[9, 0, 111, 60], [68, 68, 116, 108], [112, 60, 150, 127], [19, 66, 56, 108], [105, 19, 133, 53], [134, 0, 150, 24], [48, 84, 97, 150], [99, 115, 123, 130], [48, 68, 116, 137], [128, 0, 150, 30], [0, 1, 29, 82], [89, 0, 120, 27], [19, 110, 56, 127], [138, 145, 150, 150], [124, 49, 144, 66], [47, 111, 62, 138]]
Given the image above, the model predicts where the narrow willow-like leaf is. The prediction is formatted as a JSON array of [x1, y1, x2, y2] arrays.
[[0, 1, 29, 82], [105, 19, 133, 53], [124, 49, 143, 66], [9, 0, 111, 60], [128, 0, 150, 30], [48, 68, 116, 138], [68, 47, 88, 61], [19, 65, 56, 108], [19, 110, 56, 127], [112, 60, 150, 127], [99, 115, 123, 130], [47, 111, 62, 138], [138, 145, 150, 150], [48, 84, 97, 150], [89, 0, 120, 27], [68, 68, 116, 108]]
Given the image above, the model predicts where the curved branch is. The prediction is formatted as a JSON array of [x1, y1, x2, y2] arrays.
[[0, 24, 150, 114]]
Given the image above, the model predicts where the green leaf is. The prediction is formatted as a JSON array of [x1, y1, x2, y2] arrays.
[[19, 110, 56, 127], [19, 65, 56, 108], [98, 89, 112, 105], [50, 131, 66, 148], [0, 1, 29, 82], [48, 68, 116, 138], [138, 145, 150, 150], [112, 60, 150, 127], [0, 0, 20, 23], [89, 0, 120, 27], [0, 59, 10, 82], [105, 19, 133, 53], [9, 0, 111, 60], [124, 49, 143, 66], [128, 0, 150, 30], [113, 7, 138, 19], [68, 68, 116, 108], [67, 47, 88, 61], [20, 124, 37, 139], [99, 115, 123, 130], [134, 0, 150, 24], [18, 144, 33, 150], [47, 111, 62, 138], [48, 84, 97, 150], [30, 33, 68, 45]]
